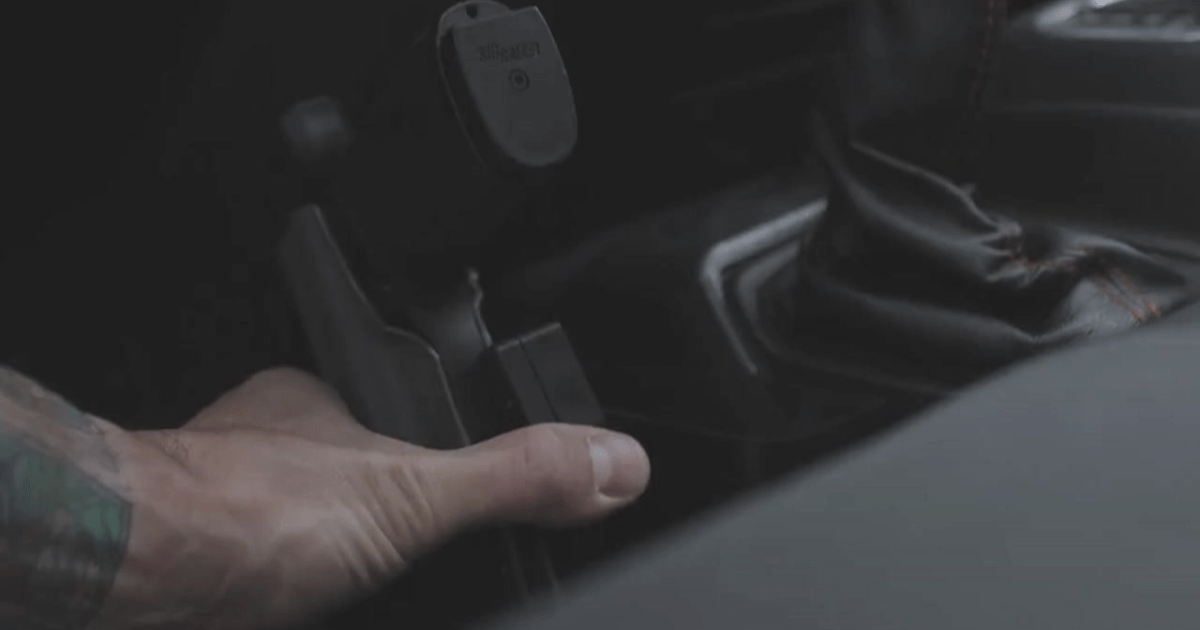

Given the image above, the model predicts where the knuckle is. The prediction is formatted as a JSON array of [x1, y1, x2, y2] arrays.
[[244, 366, 322, 392], [516, 426, 577, 505], [242, 367, 344, 411]]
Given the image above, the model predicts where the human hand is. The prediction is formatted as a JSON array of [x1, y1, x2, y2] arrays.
[[111, 368, 650, 630]]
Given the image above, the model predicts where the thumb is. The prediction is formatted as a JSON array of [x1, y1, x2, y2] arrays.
[[408, 424, 651, 537]]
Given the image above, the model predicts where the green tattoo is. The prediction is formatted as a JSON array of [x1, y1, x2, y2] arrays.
[[0, 367, 131, 630]]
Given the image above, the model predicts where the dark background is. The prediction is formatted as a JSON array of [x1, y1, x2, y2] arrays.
[[2, 3, 302, 428]]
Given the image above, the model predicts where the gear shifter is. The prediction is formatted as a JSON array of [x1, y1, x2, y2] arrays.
[[789, 114, 1195, 382], [778, 0, 1199, 384]]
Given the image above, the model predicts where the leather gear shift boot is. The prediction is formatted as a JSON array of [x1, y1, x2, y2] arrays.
[[778, 0, 1199, 384], [788, 119, 1196, 381]]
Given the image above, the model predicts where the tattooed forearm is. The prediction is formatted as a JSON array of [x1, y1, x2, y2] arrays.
[[0, 367, 131, 630]]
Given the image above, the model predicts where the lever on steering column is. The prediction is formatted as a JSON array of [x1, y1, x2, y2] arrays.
[[277, 2, 597, 628]]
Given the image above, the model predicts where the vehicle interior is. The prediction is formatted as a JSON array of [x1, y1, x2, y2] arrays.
[[4, 0, 1199, 628]]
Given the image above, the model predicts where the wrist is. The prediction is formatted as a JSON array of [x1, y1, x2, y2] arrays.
[[90, 430, 262, 630]]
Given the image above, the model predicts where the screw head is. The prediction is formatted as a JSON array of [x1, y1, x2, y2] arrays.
[[509, 68, 530, 92]]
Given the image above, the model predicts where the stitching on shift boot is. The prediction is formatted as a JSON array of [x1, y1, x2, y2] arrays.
[[1093, 271, 1147, 323]]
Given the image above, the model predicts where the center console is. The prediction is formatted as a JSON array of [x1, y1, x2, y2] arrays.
[[275, 3, 856, 628], [265, 1, 1200, 629]]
